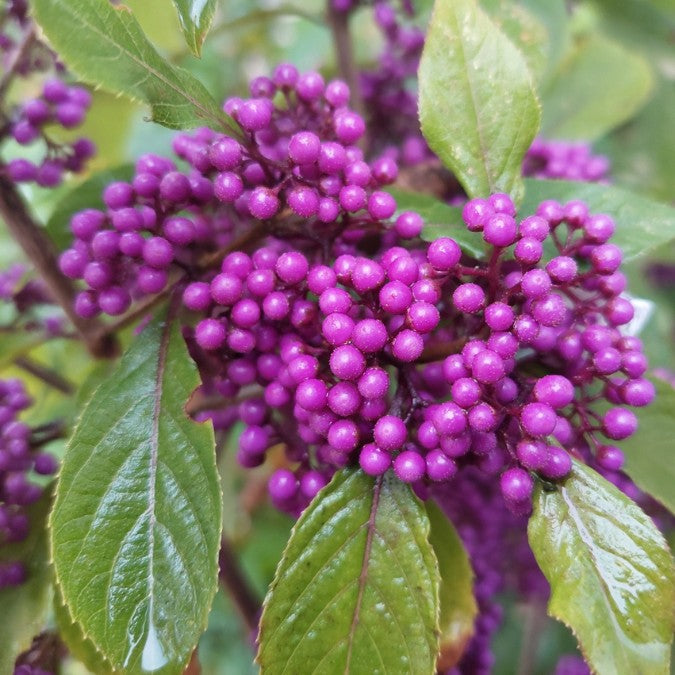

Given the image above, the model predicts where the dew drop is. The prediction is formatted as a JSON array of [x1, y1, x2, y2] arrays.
[[141, 622, 168, 672]]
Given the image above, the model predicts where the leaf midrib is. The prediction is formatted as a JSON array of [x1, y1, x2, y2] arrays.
[[344, 474, 383, 673], [47, 0, 226, 130]]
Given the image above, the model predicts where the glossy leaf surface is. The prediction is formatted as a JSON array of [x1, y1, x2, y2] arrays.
[[50, 312, 221, 674], [257, 468, 440, 674], [419, 0, 541, 204], [528, 462, 675, 674]]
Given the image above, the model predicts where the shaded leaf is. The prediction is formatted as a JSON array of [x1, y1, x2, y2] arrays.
[[46, 165, 134, 251], [388, 188, 484, 259], [172, 0, 218, 57], [597, 83, 675, 203], [31, 0, 236, 132], [50, 311, 222, 674], [615, 376, 675, 515], [541, 35, 654, 141], [517, 0, 570, 83], [520, 179, 675, 261], [528, 461, 675, 674], [257, 468, 440, 674], [481, 0, 549, 81], [0, 489, 53, 674], [419, 0, 541, 204], [427, 500, 478, 671]]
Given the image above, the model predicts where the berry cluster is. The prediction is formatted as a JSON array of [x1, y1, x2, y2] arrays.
[[523, 138, 610, 183], [57, 57, 649, 515], [360, 2, 430, 165], [58, 64, 403, 318], [5, 78, 95, 188], [0, 378, 58, 589], [1, 0, 95, 190]]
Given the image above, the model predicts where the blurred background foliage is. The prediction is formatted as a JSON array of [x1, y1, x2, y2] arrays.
[[1, 0, 673, 672]]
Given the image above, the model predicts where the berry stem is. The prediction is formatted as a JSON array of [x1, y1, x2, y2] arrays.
[[14, 355, 75, 395], [0, 24, 35, 100], [218, 536, 261, 634], [326, 3, 367, 148], [0, 172, 119, 358]]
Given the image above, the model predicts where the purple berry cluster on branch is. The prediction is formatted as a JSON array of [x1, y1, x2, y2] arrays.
[[57, 59, 651, 514], [0, 378, 58, 589], [0, 2, 96, 189], [5, 78, 95, 188], [523, 138, 611, 182], [58, 64, 403, 320]]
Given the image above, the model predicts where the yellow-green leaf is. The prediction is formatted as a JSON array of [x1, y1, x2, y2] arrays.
[[427, 501, 477, 671], [528, 462, 675, 674]]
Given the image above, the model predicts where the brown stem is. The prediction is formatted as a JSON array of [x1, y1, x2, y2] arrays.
[[185, 385, 263, 416], [327, 4, 366, 145], [30, 420, 68, 447], [0, 26, 35, 99], [183, 650, 201, 675], [516, 600, 547, 675], [14, 356, 74, 394], [418, 336, 471, 364], [219, 536, 261, 635], [94, 273, 184, 339], [0, 173, 118, 358]]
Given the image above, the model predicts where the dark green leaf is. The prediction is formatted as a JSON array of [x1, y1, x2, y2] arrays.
[[615, 377, 675, 515], [46, 165, 134, 251], [0, 490, 53, 674], [520, 179, 675, 260], [31, 0, 236, 132], [172, 0, 217, 57], [388, 188, 485, 259], [541, 35, 654, 141], [50, 311, 222, 675], [427, 501, 477, 671], [528, 461, 675, 674], [419, 0, 541, 204], [257, 468, 440, 674]]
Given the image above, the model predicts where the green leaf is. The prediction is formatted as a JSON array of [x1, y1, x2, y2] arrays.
[[615, 377, 675, 515], [257, 468, 440, 674], [45, 165, 135, 251], [0, 489, 53, 675], [426, 501, 478, 671], [50, 310, 222, 675], [597, 83, 675, 203], [31, 0, 236, 132], [481, 0, 549, 81], [54, 587, 117, 675], [520, 179, 675, 261], [528, 461, 675, 674], [419, 0, 541, 205], [388, 188, 485, 259], [517, 0, 570, 83], [541, 35, 654, 141], [172, 0, 217, 57]]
